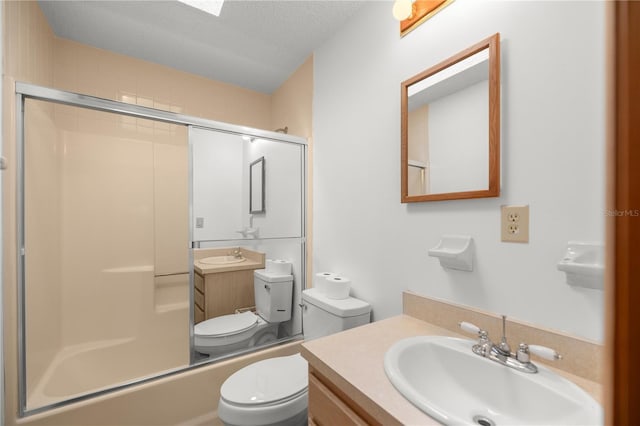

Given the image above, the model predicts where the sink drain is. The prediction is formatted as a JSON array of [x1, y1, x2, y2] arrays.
[[472, 415, 496, 426]]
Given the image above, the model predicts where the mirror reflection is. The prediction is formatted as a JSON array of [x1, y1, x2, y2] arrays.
[[192, 130, 302, 241], [401, 33, 500, 202], [407, 48, 489, 195], [191, 128, 305, 361]]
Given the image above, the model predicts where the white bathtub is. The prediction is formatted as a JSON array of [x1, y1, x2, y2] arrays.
[[27, 335, 190, 410]]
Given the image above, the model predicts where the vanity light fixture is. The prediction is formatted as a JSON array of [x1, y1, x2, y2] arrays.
[[393, 0, 455, 37], [177, 0, 224, 17], [392, 0, 414, 21]]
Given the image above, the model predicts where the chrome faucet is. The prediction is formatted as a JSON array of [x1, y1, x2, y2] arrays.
[[459, 317, 561, 374], [230, 248, 243, 258], [495, 315, 511, 356]]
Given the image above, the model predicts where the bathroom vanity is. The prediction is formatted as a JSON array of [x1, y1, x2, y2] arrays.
[[193, 248, 265, 323], [300, 314, 602, 425], [301, 316, 449, 425]]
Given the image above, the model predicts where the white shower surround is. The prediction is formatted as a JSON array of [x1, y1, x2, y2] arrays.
[[313, 0, 605, 341]]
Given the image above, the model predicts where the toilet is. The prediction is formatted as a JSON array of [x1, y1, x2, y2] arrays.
[[218, 287, 371, 426], [194, 262, 294, 356]]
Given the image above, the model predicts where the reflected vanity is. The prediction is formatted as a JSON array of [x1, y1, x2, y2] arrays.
[[401, 33, 501, 202], [193, 247, 266, 325]]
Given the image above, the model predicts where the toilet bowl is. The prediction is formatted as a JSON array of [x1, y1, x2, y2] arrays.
[[195, 264, 294, 356], [218, 288, 371, 426], [218, 354, 308, 426], [194, 311, 278, 356]]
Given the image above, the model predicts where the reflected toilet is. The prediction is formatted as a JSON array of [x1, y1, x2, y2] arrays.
[[194, 260, 294, 356], [218, 288, 371, 426]]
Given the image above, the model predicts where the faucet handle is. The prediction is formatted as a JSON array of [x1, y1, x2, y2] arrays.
[[517, 343, 562, 363], [461, 322, 492, 357], [459, 321, 485, 337], [528, 344, 562, 361]]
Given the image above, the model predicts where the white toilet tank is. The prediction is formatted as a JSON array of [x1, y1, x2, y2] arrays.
[[302, 288, 371, 340], [254, 269, 293, 323]]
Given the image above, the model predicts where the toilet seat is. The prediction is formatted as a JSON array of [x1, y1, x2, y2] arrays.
[[219, 354, 308, 426], [195, 311, 258, 338], [221, 353, 308, 405], [194, 311, 265, 352]]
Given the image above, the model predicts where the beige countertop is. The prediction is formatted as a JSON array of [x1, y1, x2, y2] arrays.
[[194, 257, 264, 275], [193, 247, 265, 275], [300, 315, 602, 426]]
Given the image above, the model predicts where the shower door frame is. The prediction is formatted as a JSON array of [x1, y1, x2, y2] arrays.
[[15, 82, 308, 417]]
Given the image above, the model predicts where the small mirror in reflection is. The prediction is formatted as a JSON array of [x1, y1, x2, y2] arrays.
[[250, 157, 265, 213]]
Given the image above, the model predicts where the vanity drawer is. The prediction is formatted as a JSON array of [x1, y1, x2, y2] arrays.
[[308, 372, 367, 426], [194, 288, 205, 310], [194, 272, 204, 293], [194, 304, 204, 324]]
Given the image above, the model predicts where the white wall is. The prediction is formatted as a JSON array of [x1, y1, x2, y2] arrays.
[[313, 0, 605, 341], [192, 128, 244, 241], [243, 138, 303, 239]]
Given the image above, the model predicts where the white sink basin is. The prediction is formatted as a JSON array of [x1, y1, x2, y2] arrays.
[[199, 256, 245, 265], [384, 336, 602, 426]]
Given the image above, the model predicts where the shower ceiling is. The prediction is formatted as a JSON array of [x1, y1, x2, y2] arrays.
[[37, 0, 367, 94]]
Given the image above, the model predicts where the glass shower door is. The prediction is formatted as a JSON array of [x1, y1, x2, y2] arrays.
[[21, 99, 190, 411]]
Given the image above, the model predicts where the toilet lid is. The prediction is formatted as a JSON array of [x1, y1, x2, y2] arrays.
[[194, 311, 258, 337], [221, 354, 308, 406]]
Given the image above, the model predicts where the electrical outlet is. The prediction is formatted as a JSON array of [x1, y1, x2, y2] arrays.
[[501, 205, 529, 243]]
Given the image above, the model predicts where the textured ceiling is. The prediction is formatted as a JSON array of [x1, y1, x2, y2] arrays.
[[38, 0, 368, 94]]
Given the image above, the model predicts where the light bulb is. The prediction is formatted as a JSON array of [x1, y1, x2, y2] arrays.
[[392, 0, 413, 21]]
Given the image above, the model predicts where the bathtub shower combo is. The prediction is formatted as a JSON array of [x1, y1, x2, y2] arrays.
[[15, 83, 307, 415]]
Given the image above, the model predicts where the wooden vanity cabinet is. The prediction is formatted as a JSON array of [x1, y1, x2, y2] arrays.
[[194, 273, 205, 323], [194, 269, 256, 323], [308, 367, 374, 426]]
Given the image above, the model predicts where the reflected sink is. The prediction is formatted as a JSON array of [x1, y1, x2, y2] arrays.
[[198, 256, 246, 265], [384, 336, 602, 425]]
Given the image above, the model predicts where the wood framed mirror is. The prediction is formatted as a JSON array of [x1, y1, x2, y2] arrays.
[[401, 33, 500, 202]]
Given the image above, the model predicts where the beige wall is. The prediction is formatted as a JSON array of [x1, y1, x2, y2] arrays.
[[3, 1, 57, 420], [271, 56, 313, 139], [3, 1, 313, 424], [53, 38, 272, 130]]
